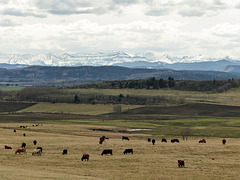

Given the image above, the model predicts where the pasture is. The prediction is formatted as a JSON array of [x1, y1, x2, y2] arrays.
[[1, 87, 240, 179], [1, 123, 240, 180], [19, 103, 141, 115]]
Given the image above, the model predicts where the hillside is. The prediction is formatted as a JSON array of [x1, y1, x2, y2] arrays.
[[0, 66, 240, 86]]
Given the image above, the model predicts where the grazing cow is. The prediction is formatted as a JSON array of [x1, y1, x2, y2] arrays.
[[222, 139, 226, 145], [99, 138, 104, 144], [171, 139, 180, 143], [62, 149, 68, 155], [122, 136, 129, 141], [5, 145, 12, 149], [81, 154, 90, 161], [21, 143, 26, 148], [23, 133, 26, 137], [152, 139, 155, 145], [101, 149, 113, 156], [123, 149, 133, 154], [33, 140, 37, 145], [36, 147, 43, 153], [32, 149, 41, 156], [15, 148, 27, 154], [13, 129, 16, 133], [178, 160, 185, 168], [147, 138, 151, 142], [161, 139, 167, 143], [199, 139, 206, 143]]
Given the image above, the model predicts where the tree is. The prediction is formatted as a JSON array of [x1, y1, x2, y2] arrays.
[[113, 105, 122, 112], [74, 95, 80, 103], [159, 78, 165, 88], [181, 128, 191, 140], [168, 77, 175, 88]]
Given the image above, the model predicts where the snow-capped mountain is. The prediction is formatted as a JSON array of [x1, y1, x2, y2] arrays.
[[0, 52, 240, 71]]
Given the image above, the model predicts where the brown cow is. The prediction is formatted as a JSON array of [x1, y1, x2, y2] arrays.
[[5, 145, 12, 149], [99, 138, 104, 144], [178, 160, 185, 168], [199, 139, 206, 143], [32, 149, 41, 156], [15, 148, 27, 154], [81, 154, 90, 161], [222, 139, 226, 145], [122, 136, 129, 141]]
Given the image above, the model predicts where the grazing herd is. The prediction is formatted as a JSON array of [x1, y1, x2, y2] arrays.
[[3, 125, 228, 168]]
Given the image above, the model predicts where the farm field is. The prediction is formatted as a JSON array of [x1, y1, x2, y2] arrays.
[[19, 103, 142, 115], [1, 123, 240, 180], [67, 87, 240, 106], [1, 87, 240, 179]]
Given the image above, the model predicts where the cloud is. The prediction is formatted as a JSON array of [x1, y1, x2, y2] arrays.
[[144, 0, 228, 17], [34, 0, 108, 15], [0, 18, 20, 27], [112, 0, 139, 5], [1, 8, 46, 18], [178, 0, 227, 17]]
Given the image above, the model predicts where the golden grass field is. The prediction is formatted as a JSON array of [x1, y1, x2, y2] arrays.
[[19, 103, 142, 115], [1, 123, 240, 180]]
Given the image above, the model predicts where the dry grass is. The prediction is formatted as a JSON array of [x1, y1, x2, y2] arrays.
[[1, 123, 240, 180], [19, 103, 141, 115]]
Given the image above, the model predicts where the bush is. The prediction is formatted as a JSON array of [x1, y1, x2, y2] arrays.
[[113, 105, 122, 112]]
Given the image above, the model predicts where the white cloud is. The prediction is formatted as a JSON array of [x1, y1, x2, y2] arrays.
[[0, 0, 240, 58]]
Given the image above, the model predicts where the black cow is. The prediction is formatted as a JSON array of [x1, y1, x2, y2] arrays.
[[36, 147, 43, 153], [178, 160, 185, 167], [222, 139, 226, 145], [13, 129, 16, 133], [123, 149, 133, 154], [21, 142, 26, 148], [23, 133, 26, 137], [101, 149, 112, 156], [152, 139, 155, 145], [62, 149, 68, 155], [171, 139, 180, 143], [147, 138, 151, 142], [161, 139, 167, 143], [122, 136, 129, 141], [33, 140, 37, 145]]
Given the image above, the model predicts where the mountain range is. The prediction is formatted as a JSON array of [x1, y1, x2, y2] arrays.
[[1, 52, 240, 72]]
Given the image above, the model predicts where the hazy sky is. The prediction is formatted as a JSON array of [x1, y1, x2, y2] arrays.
[[1, 0, 240, 58]]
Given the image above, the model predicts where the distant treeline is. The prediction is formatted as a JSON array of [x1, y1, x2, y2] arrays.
[[15, 87, 183, 105], [73, 77, 240, 93]]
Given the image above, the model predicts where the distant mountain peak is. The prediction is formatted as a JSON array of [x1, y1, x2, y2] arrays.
[[0, 51, 240, 71]]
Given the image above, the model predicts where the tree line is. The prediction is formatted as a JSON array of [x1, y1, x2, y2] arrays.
[[15, 87, 183, 105], [73, 77, 240, 93]]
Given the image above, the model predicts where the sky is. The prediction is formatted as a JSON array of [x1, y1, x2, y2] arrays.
[[1, 0, 240, 58]]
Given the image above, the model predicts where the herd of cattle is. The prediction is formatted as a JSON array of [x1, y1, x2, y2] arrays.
[[3, 126, 228, 167]]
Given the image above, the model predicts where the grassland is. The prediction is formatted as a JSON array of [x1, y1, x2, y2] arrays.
[[0, 86, 24, 91], [1, 87, 240, 179], [67, 87, 240, 106], [19, 103, 142, 115], [1, 123, 240, 180]]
